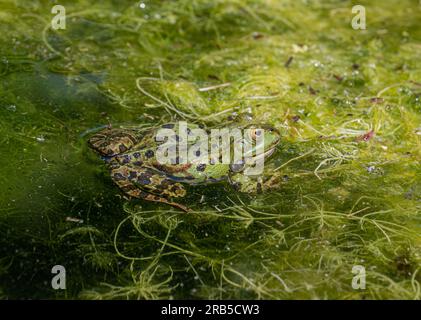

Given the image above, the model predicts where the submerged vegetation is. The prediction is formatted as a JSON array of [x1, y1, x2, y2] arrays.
[[0, 0, 420, 299]]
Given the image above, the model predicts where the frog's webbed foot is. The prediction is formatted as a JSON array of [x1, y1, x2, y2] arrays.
[[114, 178, 190, 212], [111, 165, 190, 212], [229, 175, 264, 194], [229, 172, 282, 195], [132, 188, 191, 212]]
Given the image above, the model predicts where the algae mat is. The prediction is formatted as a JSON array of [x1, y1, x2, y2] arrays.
[[0, 0, 420, 299]]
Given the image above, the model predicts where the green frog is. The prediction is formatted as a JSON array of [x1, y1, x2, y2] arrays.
[[88, 122, 280, 212]]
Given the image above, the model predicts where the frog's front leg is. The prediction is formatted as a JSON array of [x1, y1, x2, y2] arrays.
[[228, 172, 282, 194], [111, 165, 190, 212], [229, 173, 264, 194]]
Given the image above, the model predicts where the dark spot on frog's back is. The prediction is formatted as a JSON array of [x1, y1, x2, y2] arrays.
[[196, 164, 206, 172], [145, 150, 155, 158]]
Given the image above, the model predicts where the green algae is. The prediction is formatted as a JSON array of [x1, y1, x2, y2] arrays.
[[0, 0, 420, 299]]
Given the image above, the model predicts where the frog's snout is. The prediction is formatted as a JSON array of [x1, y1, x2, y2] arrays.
[[272, 129, 281, 146], [264, 126, 281, 146]]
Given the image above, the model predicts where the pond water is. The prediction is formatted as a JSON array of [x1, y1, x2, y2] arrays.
[[0, 0, 420, 299]]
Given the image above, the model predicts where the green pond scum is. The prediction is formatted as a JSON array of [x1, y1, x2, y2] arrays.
[[0, 0, 420, 300]]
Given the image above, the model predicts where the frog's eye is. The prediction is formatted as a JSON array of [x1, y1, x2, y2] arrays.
[[250, 129, 263, 140]]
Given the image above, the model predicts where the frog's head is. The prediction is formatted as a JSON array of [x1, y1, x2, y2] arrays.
[[244, 124, 280, 157], [230, 124, 280, 172]]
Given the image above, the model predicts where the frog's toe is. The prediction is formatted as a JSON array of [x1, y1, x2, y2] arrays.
[[171, 202, 191, 213], [141, 192, 191, 213]]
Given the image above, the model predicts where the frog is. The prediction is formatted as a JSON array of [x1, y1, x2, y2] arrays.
[[88, 122, 280, 212]]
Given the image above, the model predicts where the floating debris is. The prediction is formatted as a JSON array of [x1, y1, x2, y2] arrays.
[[284, 56, 293, 68], [370, 97, 384, 104], [65, 217, 84, 224], [6, 104, 16, 112], [198, 82, 231, 92], [356, 129, 375, 142], [252, 32, 264, 40]]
